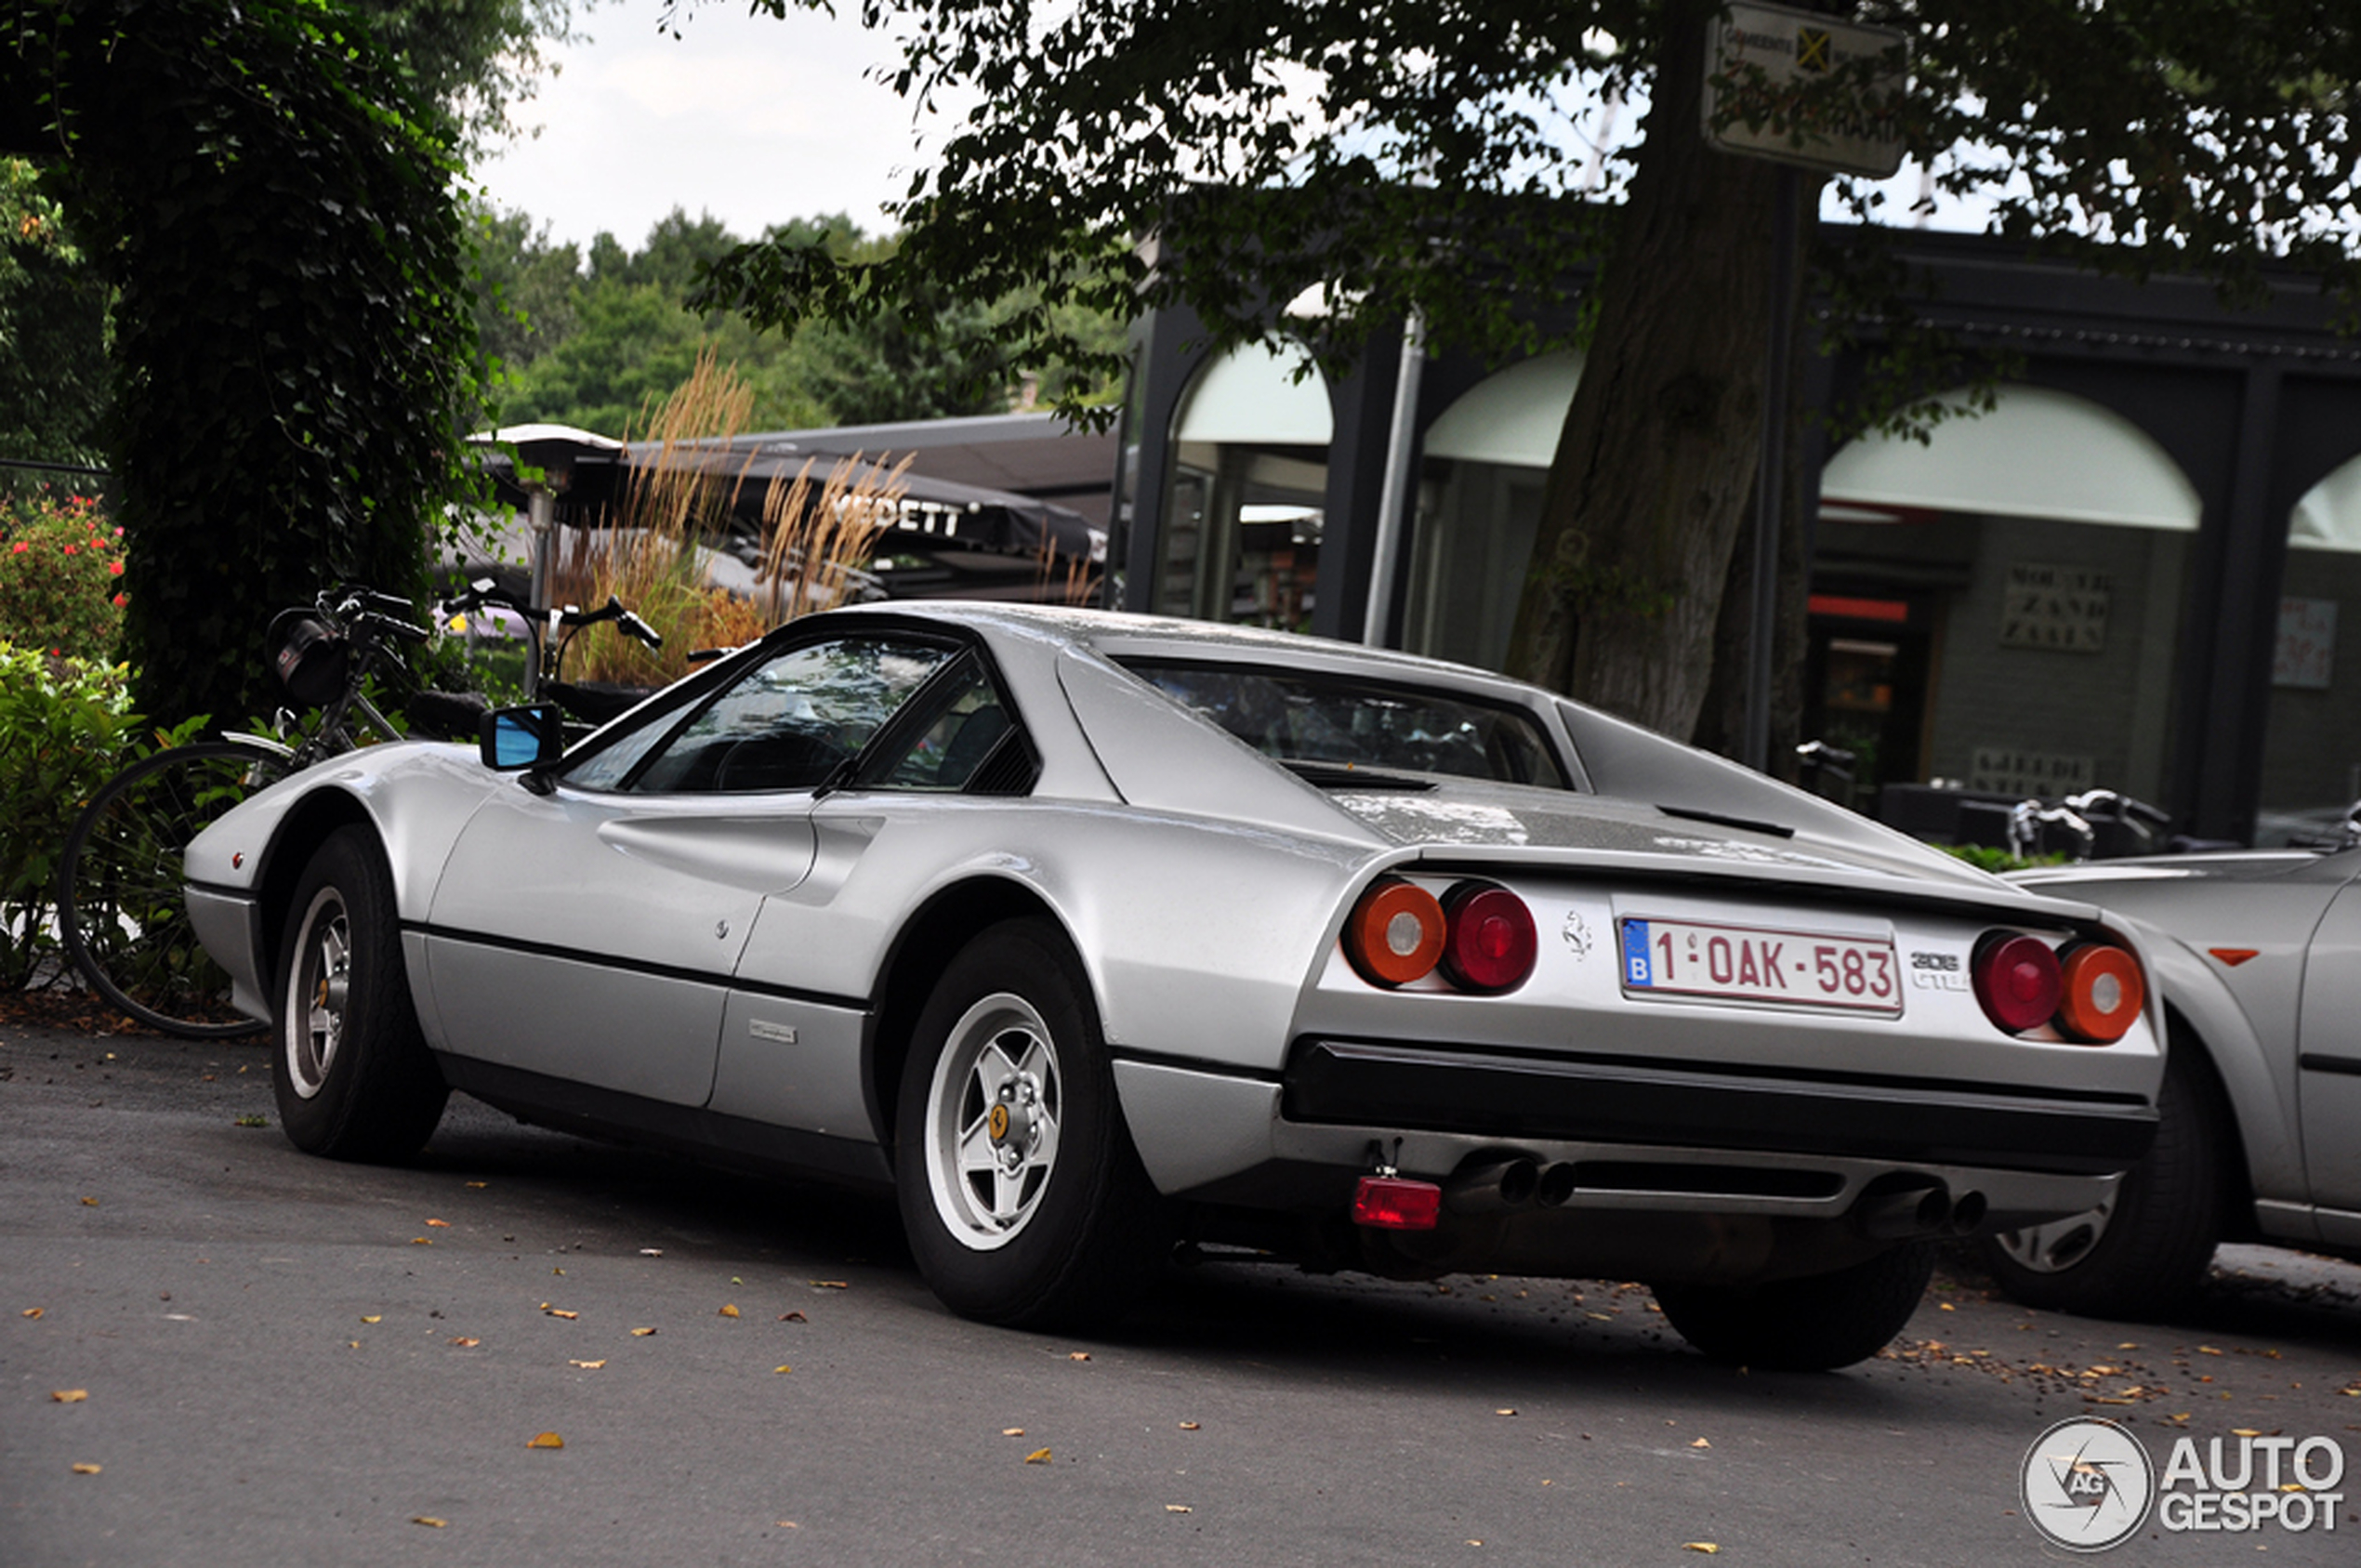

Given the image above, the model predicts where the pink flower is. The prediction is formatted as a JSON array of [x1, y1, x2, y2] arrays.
[[62, 545, 76, 555], [110, 593, 126, 608], [113, 527, 123, 537], [9, 542, 24, 554], [109, 560, 124, 576]]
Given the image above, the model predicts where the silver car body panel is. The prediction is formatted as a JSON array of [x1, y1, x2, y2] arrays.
[[2013, 849, 2361, 1247], [187, 602, 2168, 1271]]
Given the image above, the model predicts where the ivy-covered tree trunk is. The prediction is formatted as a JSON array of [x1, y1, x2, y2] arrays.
[[10, 0, 481, 731], [1503, 0, 1787, 741]]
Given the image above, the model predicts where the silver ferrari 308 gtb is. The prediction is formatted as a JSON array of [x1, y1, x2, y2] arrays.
[[184, 604, 2165, 1368]]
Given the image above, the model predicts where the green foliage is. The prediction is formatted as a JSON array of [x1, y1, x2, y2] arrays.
[[0, 643, 135, 990], [481, 204, 1120, 435], [12, 0, 491, 731], [0, 157, 110, 499], [1936, 843, 2072, 874], [701, 0, 2361, 425], [344, 0, 586, 151], [0, 494, 125, 658]]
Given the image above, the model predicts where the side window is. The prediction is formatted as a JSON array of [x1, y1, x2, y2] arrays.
[[861, 652, 1026, 793], [583, 636, 956, 795]]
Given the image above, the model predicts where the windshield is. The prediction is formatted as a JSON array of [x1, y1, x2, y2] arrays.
[[1123, 660, 1570, 788]]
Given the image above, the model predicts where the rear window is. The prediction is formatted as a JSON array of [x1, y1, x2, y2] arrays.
[[1122, 660, 1570, 788]]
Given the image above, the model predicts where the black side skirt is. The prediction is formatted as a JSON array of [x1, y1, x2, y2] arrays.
[[435, 1054, 894, 1191]]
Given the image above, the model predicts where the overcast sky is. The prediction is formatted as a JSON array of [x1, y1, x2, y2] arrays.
[[472, 5, 1965, 255], [472, 3, 953, 250]]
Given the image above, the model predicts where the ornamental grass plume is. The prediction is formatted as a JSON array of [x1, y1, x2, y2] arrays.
[[550, 349, 904, 686]]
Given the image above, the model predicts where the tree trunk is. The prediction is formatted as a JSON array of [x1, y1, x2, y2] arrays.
[[1502, 0, 1785, 742]]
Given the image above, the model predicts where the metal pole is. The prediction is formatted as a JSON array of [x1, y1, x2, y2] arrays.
[[1744, 166, 1800, 772], [525, 488, 556, 700], [1363, 309, 1428, 648]]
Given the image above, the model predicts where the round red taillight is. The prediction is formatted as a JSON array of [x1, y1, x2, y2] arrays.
[[1442, 883, 1537, 993], [1972, 932, 2063, 1034], [1344, 878, 1446, 987], [2057, 942, 2144, 1043]]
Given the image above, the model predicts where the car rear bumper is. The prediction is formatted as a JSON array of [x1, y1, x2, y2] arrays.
[[1283, 1036, 2156, 1178]]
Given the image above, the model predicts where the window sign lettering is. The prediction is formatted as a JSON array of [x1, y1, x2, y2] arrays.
[[2274, 598, 2336, 690], [2001, 562, 2112, 653]]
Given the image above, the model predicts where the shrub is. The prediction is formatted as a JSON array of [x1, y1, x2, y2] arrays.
[[0, 495, 125, 660], [0, 643, 137, 990]]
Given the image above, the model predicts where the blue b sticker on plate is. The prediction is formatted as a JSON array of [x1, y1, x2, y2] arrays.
[[1621, 918, 1653, 986]]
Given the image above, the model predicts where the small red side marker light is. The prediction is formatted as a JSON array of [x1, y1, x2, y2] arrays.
[[1352, 1176, 1442, 1231], [2207, 947, 2260, 968]]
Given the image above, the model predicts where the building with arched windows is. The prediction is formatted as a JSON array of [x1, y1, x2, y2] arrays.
[[1111, 229, 2361, 845]]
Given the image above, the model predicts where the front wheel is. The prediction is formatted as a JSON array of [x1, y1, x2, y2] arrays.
[[895, 920, 1164, 1329], [1976, 1042, 2225, 1318], [58, 739, 289, 1037], [1654, 1242, 1937, 1370], [270, 826, 446, 1161]]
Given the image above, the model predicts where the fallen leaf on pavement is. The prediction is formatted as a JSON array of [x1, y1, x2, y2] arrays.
[[570, 1360, 606, 1370], [361, 1315, 381, 1324], [1179, 1422, 1200, 1430], [640, 1248, 663, 1257], [51, 1390, 87, 1403], [779, 1311, 806, 1324], [541, 1307, 578, 1321], [810, 1281, 849, 1290], [1495, 1407, 1517, 1417], [449, 1337, 480, 1348], [80, 1197, 97, 1206], [412, 1517, 446, 1528], [71, 1462, 101, 1474], [21, 1308, 42, 1318], [772, 1364, 792, 1375], [719, 1304, 741, 1319], [526, 1431, 564, 1449], [1004, 1428, 1026, 1437], [1069, 1351, 1090, 1362], [426, 1219, 450, 1228], [409, 1238, 431, 1246], [1690, 1438, 1711, 1449], [631, 1327, 657, 1337], [1024, 1448, 1052, 1464], [466, 1181, 488, 1189], [1682, 1546, 1720, 1555], [1166, 1504, 1192, 1514]]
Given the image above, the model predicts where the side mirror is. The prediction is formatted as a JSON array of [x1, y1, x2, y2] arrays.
[[480, 704, 565, 771]]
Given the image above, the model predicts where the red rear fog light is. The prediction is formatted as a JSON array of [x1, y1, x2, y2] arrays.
[[1442, 883, 1538, 993], [1352, 1176, 1442, 1231], [1972, 932, 2063, 1034]]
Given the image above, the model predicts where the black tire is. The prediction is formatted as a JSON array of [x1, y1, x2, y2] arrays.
[[1655, 1242, 1937, 1371], [270, 826, 446, 1161], [58, 740, 289, 1037], [894, 919, 1165, 1329], [1976, 1041, 2225, 1319]]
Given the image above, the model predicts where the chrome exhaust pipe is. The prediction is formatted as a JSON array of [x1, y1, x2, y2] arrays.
[[1946, 1190, 1988, 1235], [1444, 1156, 1540, 1214], [1535, 1162, 1578, 1207], [1854, 1183, 1950, 1240]]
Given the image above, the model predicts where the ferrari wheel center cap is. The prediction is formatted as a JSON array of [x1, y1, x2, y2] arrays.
[[989, 1088, 1035, 1153]]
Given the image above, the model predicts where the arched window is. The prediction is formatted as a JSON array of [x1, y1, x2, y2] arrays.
[[1155, 341, 1332, 627]]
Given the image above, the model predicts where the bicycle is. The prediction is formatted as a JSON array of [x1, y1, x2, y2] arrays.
[[56, 582, 661, 1038]]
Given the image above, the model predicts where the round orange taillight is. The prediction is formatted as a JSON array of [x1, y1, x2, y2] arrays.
[[2056, 942, 2145, 1043], [1344, 879, 1447, 987]]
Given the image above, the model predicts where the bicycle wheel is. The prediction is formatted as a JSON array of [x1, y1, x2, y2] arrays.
[[58, 740, 291, 1037]]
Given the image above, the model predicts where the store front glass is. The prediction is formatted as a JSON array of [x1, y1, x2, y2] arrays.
[[1403, 353, 1582, 670], [2257, 455, 2361, 842], [1814, 386, 2199, 815], [1154, 341, 1331, 630]]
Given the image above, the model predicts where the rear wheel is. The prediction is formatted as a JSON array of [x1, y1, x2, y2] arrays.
[[1654, 1242, 1937, 1370], [58, 739, 288, 1037], [895, 919, 1164, 1329], [271, 827, 445, 1161], [1977, 1042, 2224, 1318]]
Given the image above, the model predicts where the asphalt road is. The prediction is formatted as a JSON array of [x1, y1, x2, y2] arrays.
[[5, 1020, 2358, 1567]]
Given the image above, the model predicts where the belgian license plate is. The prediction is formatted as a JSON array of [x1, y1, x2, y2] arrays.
[[1617, 917, 1902, 1014]]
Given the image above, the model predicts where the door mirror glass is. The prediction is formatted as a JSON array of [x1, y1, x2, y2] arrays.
[[480, 705, 564, 771]]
